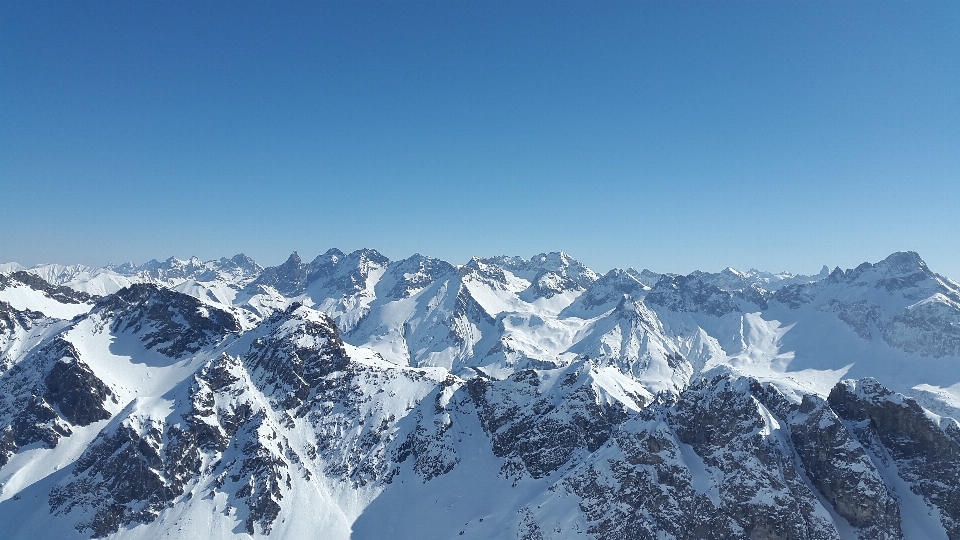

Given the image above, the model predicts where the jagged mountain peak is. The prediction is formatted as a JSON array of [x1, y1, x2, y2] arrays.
[[378, 253, 458, 300], [629, 268, 662, 287], [105, 261, 138, 273], [828, 250, 933, 286], [720, 266, 746, 278], [308, 247, 349, 270], [226, 253, 262, 272], [241, 302, 349, 407], [280, 250, 302, 268], [879, 250, 929, 274], [306, 248, 386, 279], [474, 251, 593, 275], [246, 251, 309, 295], [397, 251, 443, 266], [559, 268, 650, 318], [531, 250, 575, 267]]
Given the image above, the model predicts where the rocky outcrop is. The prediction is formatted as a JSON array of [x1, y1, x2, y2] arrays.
[[0, 338, 113, 466], [566, 375, 839, 540], [0, 300, 48, 370], [829, 379, 960, 539], [645, 274, 742, 317], [50, 415, 177, 538], [94, 284, 240, 357], [468, 363, 632, 481], [245, 252, 310, 296], [754, 384, 901, 539], [0, 271, 95, 304], [43, 345, 113, 426], [562, 374, 960, 540], [244, 304, 349, 410]]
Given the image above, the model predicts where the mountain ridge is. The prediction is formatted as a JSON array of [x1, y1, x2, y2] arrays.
[[0, 249, 958, 539]]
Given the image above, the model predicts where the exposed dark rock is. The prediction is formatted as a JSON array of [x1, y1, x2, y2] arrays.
[[829, 379, 960, 539], [882, 298, 960, 357], [469, 363, 629, 480], [0, 338, 111, 466], [394, 379, 461, 482], [567, 376, 844, 540], [381, 254, 458, 300], [11, 395, 72, 450], [0, 271, 95, 305], [0, 300, 45, 333], [244, 304, 349, 410], [95, 284, 240, 357], [306, 248, 390, 293], [49, 416, 193, 538], [646, 274, 741, 317], [561, 268, 649, 316], [753, 384, 902, 538], [245, 252, 309, 296], [773, 283, 819, 309], [43, 342, 112, 426], [0, 300, 48, 370]]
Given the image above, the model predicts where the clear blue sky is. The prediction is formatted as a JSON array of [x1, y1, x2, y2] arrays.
[[2, 1, 959, 278]]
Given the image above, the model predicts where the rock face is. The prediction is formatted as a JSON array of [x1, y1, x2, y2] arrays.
[[828, 379, 960, 539], [0, 338, 113, 467], [49, 412, 183, 538], [563, 376, 960, 540], [645, 274, 743, 317], [246, 252, 309, 296], [566, 376, 836, 540], [0, 300, 48, 369], [754, 385, 901, 539], [467, 362, 634, 481], [0, 271, 95, 305], [1, 251, 960, 540], [93, 283, 240, 357], [43, 344, 113, 426]]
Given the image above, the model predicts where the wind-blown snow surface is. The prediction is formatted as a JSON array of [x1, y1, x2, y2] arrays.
[[0, 250, 959, 539]]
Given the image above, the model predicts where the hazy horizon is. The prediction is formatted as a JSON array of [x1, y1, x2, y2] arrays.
[[3, 1, 958, 278]]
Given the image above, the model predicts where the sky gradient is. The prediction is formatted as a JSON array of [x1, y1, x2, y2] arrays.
[[2, 1, 959, 278]]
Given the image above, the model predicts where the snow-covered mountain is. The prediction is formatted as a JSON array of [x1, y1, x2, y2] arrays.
[[1, 250, 958, 539]]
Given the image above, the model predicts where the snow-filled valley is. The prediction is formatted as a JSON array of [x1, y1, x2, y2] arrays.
[[1, 249, 959, 540]]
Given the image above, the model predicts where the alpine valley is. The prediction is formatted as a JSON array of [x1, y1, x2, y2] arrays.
[[1, 249, 958, 540]]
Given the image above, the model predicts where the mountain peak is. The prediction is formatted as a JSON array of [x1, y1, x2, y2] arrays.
[[284, 251, 302, 266], [317, 248, 345, 264], [229, 253, 261, 271], [721, 267, 746, 278], [877, 250, 928, 275]]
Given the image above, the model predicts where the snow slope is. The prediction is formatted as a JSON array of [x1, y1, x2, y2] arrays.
[[1, 249, 959, 539]]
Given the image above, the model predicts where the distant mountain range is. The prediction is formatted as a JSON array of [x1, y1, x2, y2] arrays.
[[0, 250, 958, 539]]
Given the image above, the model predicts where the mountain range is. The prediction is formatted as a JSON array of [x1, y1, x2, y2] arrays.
[[0, 249, 958, 539]]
